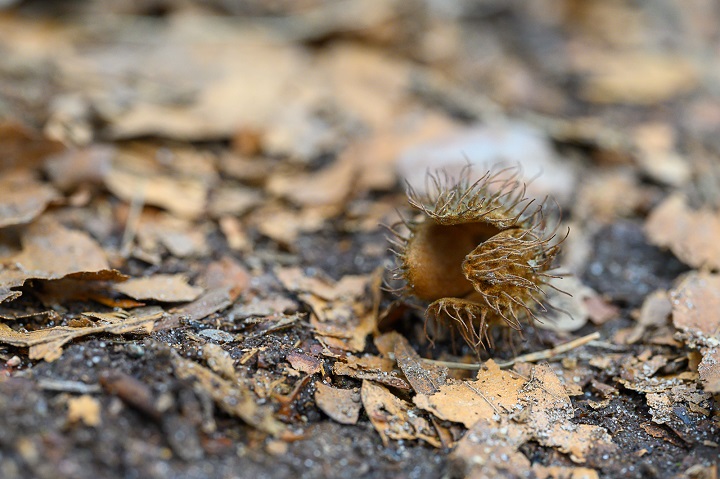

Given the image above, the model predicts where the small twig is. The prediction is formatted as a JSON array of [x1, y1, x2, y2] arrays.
[[463, 382, 500, 415], [38, 378, 102, 394], [423, 331, 601, 370], [120, 180, 146, 258]]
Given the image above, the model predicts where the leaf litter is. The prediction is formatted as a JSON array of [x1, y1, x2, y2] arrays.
[[0, 3, 718, 479]]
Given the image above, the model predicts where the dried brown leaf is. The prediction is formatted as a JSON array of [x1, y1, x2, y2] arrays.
[[361, 380, 440, 447], [670, 272, 720, 392], [415, 361, 614, 463], [277, 267, 375, 352], [106, 167, 207, 219], [333, 355, 411, 391], [286, 352, 323, 375], [0, 217, 127, 303], [202, 256, 250, 302], [413, 360, 524, 428], [394, 334, 447, 395], [156, 289, 233, 330], [67, 395, 101, 427], [314, 382, 361, 425], [172, 352, 284, 437], [267, 156, 357, 209], [0, 171, 60, 228], [114, 274, 203, 302], [646, 195, 720, 270], [0, 306, 160, 362]]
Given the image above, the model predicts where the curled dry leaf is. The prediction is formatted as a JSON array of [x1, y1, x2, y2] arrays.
[[333, 355, 411, 391], [645, 194, 720, 271], [201, 256, 250, 302], [135, 212, 209, 259], [114, 274, 203, 302], [314, 382, 361, 425], [0, 217, 127, 303]]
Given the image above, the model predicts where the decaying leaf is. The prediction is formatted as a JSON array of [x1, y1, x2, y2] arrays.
[[201, 256, 250, 302], [66, 395, 101, 427], [415, 360, 614, 463], [394, 334, 447, 395], [156, 288, 233, 330], [314, 382, 361, 425], [361, 380, 440, 447], [276, 267, 376, 352], [333, 355, 411, 391], [135, 212, 209, 259], [0, 170, 60, 228], [413, 360, 526, 428], [670, 272, 720, 393], [0, 306, 160, 362], [171, 352, 284, 437], [0, 216, 127, 303], [105, 167, 207, 220], [645, 195, 720, 271], [114, 274, 203, 302], [267, 155, 357, 209]]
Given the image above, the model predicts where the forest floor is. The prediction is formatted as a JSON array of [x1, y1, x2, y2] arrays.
[[0, 1, 718, 478]]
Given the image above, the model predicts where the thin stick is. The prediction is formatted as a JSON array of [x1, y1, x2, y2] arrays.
[[423, 331, 601, 370], [120, 180, 146, 258]]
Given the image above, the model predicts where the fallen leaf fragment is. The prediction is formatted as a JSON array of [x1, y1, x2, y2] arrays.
[[576, 52, 698, 104], [645, 195, 720, 271], [135, 212, 209, 259], [156, 288, 233, 330], [277, 267, 375, 352], [314, 382, 361, 425], [0, 307, 159, 362], [333, 355, 411, 391], [202, 256, 250, 302], [202, 342, 236, 381], [0, 216, 127, 302], [394, 334, 447, 395], [670, 272, 720, 392], [105, 167, 207, 219], [172, 352, 284, 437], [415, 360, 615, 463], [361, 380, 440, 447], [0, 170, 60, 228], [67, 395, 101, 427], [114, 274, 203, 302], [413, 360, 525, 428], [286, 352, 323, 375], [449, 418, 531, 479]]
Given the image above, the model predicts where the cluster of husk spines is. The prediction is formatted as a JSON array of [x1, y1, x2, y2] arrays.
[[386, 165, 567, 353]]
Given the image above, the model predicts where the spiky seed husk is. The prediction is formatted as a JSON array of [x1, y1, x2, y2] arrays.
[[390, 166, 565, 353]]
